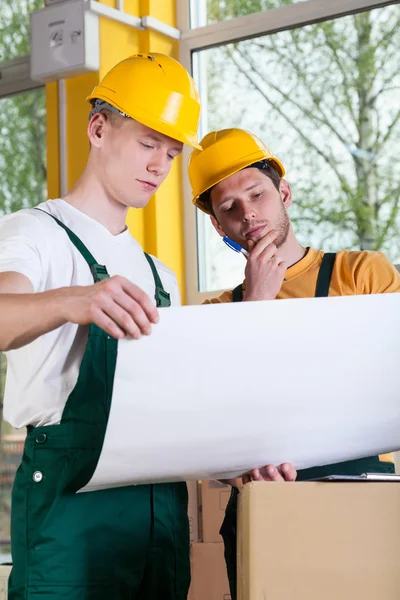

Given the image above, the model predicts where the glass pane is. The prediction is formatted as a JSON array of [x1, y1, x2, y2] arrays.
[[193, 4, 400, 292], [0, 88, 47, 214], [0, 87, 46, 562], [0, 0, 44, 61], [190, 0, 306, 28]]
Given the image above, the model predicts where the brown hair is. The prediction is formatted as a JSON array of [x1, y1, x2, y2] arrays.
[[97, 108, 125, 128], [203, 160, 281, 218]]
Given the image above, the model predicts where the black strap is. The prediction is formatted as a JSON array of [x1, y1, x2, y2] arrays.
[[232, 283, 243, 303], [144, 253, 171, 307], [315, 252, 336, 298], [34, 208, 109, 283], [231, 251, 337, 302]]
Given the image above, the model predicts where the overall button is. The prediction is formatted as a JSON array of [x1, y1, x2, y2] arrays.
[[33, 471, 43, 483], [35, 433, 47, 444]]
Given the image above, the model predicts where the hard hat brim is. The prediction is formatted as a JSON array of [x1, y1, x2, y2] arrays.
[[86, 91, 202, 150]]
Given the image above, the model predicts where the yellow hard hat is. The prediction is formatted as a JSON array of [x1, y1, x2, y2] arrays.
[[189, 128, 285, 214], [87, 53, 201, 149]]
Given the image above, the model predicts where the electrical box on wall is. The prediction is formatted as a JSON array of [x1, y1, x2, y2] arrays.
[[30, 0, 99, 82]]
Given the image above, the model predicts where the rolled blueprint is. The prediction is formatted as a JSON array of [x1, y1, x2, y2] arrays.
[[80, 293, 400, 492]]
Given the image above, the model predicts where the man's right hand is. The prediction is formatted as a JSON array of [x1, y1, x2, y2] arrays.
[[244, 230, 286, 301], [0, 271, 159, 351], [60, 275, 159, 340]]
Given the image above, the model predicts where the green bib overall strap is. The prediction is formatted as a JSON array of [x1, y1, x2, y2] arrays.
[[35, 210, 171, 306], [33, 207, 117, 440], [34, 208, 109, 282], [232, 282, 243, 302], [144, 252, 171, 307], [314, 252, 336, 297]]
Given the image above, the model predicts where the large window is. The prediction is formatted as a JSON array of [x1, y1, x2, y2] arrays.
[[0, 89, 47, 212], [180, 0, 400, 301], [0, 0, 46, 564]]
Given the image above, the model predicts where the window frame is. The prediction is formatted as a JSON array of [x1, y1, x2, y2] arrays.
[[178, 0, 400, 305], [0, 55, 43, 99]]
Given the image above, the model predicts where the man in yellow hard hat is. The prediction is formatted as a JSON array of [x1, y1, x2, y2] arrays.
[[188, 128, 400, 599], [0, 53, 200, 600]]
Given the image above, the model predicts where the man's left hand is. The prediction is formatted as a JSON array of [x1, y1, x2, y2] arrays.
[[242, 463, 297, 484]]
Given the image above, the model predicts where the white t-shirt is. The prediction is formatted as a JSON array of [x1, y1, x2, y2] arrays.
[[0, 199, 180, 428]]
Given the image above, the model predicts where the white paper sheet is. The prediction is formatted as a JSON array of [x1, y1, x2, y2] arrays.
[[80, 293, 400, 492]]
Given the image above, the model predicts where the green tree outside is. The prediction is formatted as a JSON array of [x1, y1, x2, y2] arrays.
[[203, 0, 400, 258], [0, 0, 47, 215]]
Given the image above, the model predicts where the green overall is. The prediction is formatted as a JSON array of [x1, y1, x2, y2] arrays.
[[221, 252, 395, 600], [8, 214, 190, 600]]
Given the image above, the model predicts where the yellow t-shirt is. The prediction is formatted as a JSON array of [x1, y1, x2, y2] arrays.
[[205, 248, 400, 303], [205, 248, 400, 464]]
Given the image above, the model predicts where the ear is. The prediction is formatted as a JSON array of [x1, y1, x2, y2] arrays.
[[280, 178, 293, 208], [87, 113, 108, 148], [210, 215, 226, 238]]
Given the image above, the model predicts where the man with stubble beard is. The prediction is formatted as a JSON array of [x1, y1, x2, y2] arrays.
[[188, 127, 400, 600]]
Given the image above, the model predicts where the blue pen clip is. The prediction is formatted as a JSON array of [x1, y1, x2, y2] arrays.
[[223, 236, 249, 258]]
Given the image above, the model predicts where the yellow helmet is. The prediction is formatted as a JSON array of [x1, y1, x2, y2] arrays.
[[87, 53, 201, 149], [189, 128, 285, 214]]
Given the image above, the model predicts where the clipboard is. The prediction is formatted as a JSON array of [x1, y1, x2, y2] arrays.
[[310, 473, 400, 482]]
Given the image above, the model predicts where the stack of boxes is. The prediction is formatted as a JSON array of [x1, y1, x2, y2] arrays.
[[187, 480, 232, 600]]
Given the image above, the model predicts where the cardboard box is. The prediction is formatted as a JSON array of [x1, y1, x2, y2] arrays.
[[189, 543, 231, 600], [238, 482, 400, 600], [187, 480, 199, 541], [0, 565, 10, 600], [199, 480, 231, 542]]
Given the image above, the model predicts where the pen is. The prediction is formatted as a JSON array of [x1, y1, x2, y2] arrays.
[[222, 236, 287, 281], [223, 236, 249, 258]]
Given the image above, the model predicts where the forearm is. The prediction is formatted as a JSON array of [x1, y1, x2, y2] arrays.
[[0, 288, 69, 351]]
